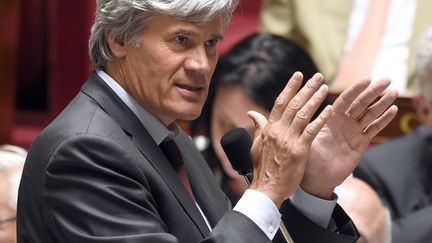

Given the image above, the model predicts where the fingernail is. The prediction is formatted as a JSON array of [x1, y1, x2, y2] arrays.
[[293, 72, 302, 81], [313, 73, 323, 83], [319, 84, 328, 93], [322, 105, 333, 117]]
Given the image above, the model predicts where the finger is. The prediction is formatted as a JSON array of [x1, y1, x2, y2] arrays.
[[363, 105, 398, 139], [345, 78, 392, 119], [358, 89, 398, 129], [280, 73, 324, 125], [332, 77, 371, 114], [247, 110, 268, 140], [289, 84, 329, 134], [299, 105, 333, 145], [268, 72, 304, 123]]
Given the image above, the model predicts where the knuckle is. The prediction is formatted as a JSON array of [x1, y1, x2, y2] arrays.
[[305, 82, 315, 90], [268, 127, 280, 140], [296, 109, 309, 120], [304, 125, 316, 137], [290, 147, 304, 162], [312, 93, 324, 103], [287, 99, 301, 110], [287, 78, 299, 89], [274, 96, 286, 109]]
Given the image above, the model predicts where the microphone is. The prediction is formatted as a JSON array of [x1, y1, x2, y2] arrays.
[[220, 128, 253, 185]]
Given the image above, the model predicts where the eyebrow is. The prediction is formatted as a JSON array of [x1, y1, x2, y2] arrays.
[[173, 29, 199, 37], [172, 29, 224, 40], [212, 34, 225, 41]]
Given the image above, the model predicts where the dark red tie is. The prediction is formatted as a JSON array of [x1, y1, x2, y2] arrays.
[[160, 139, 196, 201]]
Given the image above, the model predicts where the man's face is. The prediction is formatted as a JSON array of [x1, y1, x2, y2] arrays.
[[107, 14, 224, 125]]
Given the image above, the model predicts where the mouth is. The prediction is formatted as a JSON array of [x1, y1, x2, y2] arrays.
[[176, 83, 204, 92], [175, 83, 206, 100]]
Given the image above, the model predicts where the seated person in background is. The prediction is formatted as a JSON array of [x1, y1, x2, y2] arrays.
[[192, 33, 328, 201], [17, 1, 398, 242], [0, 145, 27, 243], [260, 0, 432, 95], [192, 33, 392, 242], [335, 177, 392, 243], [354, 27, 432, 243]]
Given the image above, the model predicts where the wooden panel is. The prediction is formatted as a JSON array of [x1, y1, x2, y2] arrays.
[[372, 97, 421, 143]]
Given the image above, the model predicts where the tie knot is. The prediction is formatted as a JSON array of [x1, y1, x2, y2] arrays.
[[161, 139, 183, 167]]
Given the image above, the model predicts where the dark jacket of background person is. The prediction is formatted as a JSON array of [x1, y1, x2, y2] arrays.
[[354, 125, 432, 243]]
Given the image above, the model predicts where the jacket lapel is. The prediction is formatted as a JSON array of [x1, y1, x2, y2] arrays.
[[80, 73, 210, 237]]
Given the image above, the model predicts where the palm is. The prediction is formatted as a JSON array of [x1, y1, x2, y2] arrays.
[[301, 78, 398, 197], [307, 111, 369, 188]]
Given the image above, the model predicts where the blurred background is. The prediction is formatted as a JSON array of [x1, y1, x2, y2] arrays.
[[0, 0, 421, 149]]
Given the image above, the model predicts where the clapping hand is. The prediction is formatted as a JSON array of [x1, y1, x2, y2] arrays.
[[300, 77, 398, 199], [247, 72, 333, 207]]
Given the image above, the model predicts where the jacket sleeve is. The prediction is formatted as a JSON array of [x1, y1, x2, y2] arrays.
[[355, 159, 432, 243], [274, 200, 359, 243]]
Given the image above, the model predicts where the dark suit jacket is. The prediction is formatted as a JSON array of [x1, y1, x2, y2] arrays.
[[354, 126, 432, 243], [17, 72, 358, 242]]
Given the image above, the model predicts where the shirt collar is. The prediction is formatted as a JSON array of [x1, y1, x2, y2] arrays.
[[96, 70, 175, 145]]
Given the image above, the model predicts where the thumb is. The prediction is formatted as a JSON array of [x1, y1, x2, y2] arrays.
[[247, 110, 267, 139]]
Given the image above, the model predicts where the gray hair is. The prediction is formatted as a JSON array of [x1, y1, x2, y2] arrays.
[[89, 0, 239, 70], [416, 27, 432, 102]]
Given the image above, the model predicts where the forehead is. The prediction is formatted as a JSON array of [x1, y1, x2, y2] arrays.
[[144, 13, 224, 38]]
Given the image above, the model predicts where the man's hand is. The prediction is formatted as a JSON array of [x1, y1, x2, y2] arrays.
[[300, 77, 398, 199], [247, 72, 333, 208]]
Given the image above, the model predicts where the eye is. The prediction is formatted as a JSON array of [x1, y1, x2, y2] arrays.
[[175, 34, 188, 45], [206, 38, 220, 47]]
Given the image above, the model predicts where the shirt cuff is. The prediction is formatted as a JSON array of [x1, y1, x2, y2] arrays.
[[233, 189, 281, 239], [290, 187, 338, 229]]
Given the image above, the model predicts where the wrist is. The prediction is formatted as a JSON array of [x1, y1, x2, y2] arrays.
[[250, 185, 284, 208], [299, 181, 335, 200]]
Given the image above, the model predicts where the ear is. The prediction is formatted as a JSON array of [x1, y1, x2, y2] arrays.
[[412, 94, 429, 121], [107, 31, 127, 58]]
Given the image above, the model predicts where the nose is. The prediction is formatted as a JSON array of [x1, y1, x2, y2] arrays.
[[184, 46, 211, 76]]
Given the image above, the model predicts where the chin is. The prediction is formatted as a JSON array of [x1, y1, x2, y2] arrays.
[[175, 108, 202, 121]]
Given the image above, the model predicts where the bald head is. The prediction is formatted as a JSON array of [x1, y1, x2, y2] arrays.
[[335, 177, 391, 243]]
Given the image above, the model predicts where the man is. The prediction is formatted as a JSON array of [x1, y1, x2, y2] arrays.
[[354, 27, 432, 243], [0, 145, 26, 243], [260, 0, 432, 95], [17, 0, 398, 242], [335, 177, 392, 243]]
